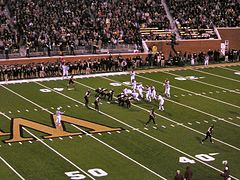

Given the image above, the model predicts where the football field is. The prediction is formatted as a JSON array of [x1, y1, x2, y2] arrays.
[[0, 64, 240, 180]]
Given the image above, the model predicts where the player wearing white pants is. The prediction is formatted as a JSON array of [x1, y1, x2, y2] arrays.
[[146, 86, 151, 102], [56, 107, 64, 125], [136, 83, 144, 98], [62, 63, 69, 79], [131, 91, 140, 101], [151, 86, 157, 100], [130, 70, 136, 84], [204, 55, 209, 66], [123, 88, 132, 96], [164, 80, 171, 98], [132, 80, 137, 91], [158, 95, 165, 111]]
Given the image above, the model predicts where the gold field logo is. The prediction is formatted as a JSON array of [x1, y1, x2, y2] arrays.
[[0, 115, 122, 143]]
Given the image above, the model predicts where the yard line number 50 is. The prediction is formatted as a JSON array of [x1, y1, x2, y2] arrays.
[[65, 168, 108, 179]]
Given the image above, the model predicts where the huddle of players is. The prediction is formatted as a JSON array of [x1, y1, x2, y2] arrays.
[[116, 79, 170, 111]]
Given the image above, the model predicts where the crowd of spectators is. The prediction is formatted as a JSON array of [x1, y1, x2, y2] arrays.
[[1, 0, 171, 55], [168, 0, 240, 39], [1, 0, 168, 53], [0, 0, 240, 55]]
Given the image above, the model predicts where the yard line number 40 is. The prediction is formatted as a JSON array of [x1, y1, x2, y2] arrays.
[[179, 153, 219, 164], [65, 168, 108, 179]]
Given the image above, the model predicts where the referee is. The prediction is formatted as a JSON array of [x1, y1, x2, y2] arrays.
[[145, 108, 157, 126], [201, 125, 214, 144]]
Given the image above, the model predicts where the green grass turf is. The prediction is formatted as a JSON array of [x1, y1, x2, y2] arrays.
[[0, 65, 239, 179]]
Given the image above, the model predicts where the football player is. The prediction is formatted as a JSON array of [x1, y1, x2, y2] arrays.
[[145, 108, 156, 126], [84, 90, 91, 108], [201, 125, 214, 144]]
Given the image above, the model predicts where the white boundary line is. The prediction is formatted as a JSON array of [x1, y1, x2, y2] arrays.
[[0, 155, 25, 180], [0, 72, 128, 85], [33, 81, 240, 179], [101, 76, 240, 150], [0, 84, 166, 179], [0, 87, 96, 180], [137, 74, 240, 109], [103, 76, 240, 128], [193, 69, 240, 83]]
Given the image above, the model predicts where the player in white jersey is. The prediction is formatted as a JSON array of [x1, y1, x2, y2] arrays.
[[164, 79, 171, 98], [151, 86, 157, 100], [132, 80, 137, 90], [158, 94, 165, 111], [136, 83, 144, 98], [145, 86, 152, 102], [62, 62, 69, 79], [130, 70, 136, 84], [55, 107, 64, 125], [123, 88, 132, 96], [131, 90, 140, 101], [204, 54, 209, 66]]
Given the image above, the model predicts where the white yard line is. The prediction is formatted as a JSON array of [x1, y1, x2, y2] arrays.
[[101, 76, 240, 150], [0, 155, 25, 180], [166, 99, 240, 128], [103, 76, 240, 128], [1, 84, 166, 179], [0, 113, 96, 180], [137, 74, 240, 109], [220, 67, 239, 72], [193, 69, 240, 83], [35, 82, 239, 179], [191, 80, 240, 95]]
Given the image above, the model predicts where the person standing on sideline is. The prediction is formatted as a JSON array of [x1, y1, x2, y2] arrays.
[[62, 62, 69, 79], [145, 108, 157, 126], [220, 161, 230, 180], [55, 107, 64, 126], [204, 54, 209, 66], [184, 166, 193, 180], [84, 90, 91, 108], [201, 125, 214, 144]]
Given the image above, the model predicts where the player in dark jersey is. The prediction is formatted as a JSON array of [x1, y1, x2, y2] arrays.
[[94, 96, 100, 112], [201, 125, 214, 144], [84, 90, 91, 108], [67, 75, 75, 90], [220, 161, 230, 180], [145, 108, 157, 126]]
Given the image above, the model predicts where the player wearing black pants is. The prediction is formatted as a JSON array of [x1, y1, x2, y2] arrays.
[[84, 90, 91, 108], [145, 108, 157, 126], [201, 125, 214, 144], [94, 96, 100, 112], [67, 75, 75, 90]]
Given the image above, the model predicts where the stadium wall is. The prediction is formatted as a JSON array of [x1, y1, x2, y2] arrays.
[[146, 39, 221, 57], [217, 27, 240, 50]]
